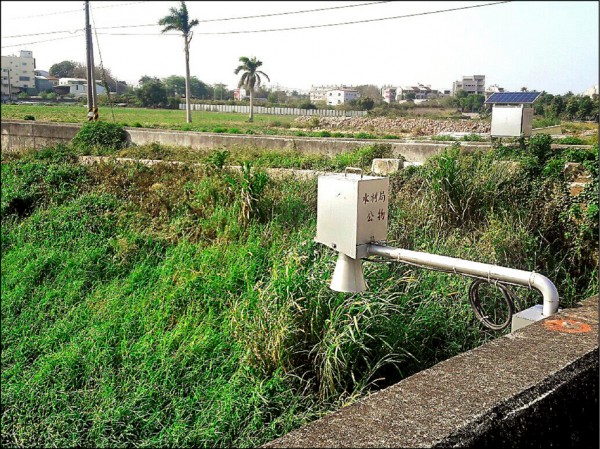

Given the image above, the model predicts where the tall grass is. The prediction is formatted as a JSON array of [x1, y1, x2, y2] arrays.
[[2, 139, 597, 447]]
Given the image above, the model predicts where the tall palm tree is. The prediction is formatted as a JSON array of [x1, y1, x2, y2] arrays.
[[159, 1, 198, 124], [234, 56, 270, 122]]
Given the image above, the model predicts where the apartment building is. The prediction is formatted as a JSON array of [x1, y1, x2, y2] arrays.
[[452, 75, 486, 96], [326, 88, 360, 105], [396, 84, 445, 100], [310, 85, 336, 103], [1, 50, 36, 97], [381, 86, 397, 103]]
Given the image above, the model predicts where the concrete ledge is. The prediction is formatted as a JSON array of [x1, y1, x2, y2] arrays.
[[1, 120, 490, 163], [264, 295, 598, 448]]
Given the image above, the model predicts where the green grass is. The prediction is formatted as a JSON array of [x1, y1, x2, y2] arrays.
[[0, 104, 297, 136], [1, 140, 598, 447]]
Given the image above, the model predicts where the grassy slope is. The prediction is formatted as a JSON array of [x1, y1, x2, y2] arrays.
[[1, 140, 598, 447]]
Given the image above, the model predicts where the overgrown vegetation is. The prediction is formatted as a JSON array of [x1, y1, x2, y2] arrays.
[[2, 136, 597, 447]]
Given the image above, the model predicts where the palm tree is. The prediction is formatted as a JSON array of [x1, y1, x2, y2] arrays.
[[234, 56, 270, 122], [159, 1, 198, 124]]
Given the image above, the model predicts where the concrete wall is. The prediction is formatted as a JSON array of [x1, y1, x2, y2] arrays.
[[1, 120, 488, 163], [264, 295, 599, 448]]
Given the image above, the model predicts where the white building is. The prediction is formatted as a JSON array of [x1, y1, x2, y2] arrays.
[[310, 85, 337, 103], [583, 85, 598, 98], [326, 88, 360, 105], [56, 78, 105, 97], [452, 75, 486, 96], [381, 86, 397, 103], [1, 50, 36, 97]]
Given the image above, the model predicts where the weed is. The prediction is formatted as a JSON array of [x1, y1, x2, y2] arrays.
[[71, 121, 128, 155]]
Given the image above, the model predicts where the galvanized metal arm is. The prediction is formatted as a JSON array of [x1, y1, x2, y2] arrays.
[[367, 244, 560, 318]]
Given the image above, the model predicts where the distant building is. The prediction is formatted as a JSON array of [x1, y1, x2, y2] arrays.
[[310, 85, 335, 103], [34, 69, 49, 77], [326, 88, 360, 105], [55, 78, 105, 97], [381, 86, 397, 103], [583, 85, 598, 98], [396, 84, 442, 100], [485, 84, 505, 98], [452, 75, 486, 96], [233, 87, 248, 100], [1, 50, 36, 97], [309, 84, 357, 103]]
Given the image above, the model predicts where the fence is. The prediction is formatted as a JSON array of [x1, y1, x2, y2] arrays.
[[180, 103, 367, 117]]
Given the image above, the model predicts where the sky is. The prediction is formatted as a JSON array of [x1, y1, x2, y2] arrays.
[[1, 1, 598, 95]]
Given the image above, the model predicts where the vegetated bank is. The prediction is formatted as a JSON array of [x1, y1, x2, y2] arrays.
[[1, 124, 597, 447]]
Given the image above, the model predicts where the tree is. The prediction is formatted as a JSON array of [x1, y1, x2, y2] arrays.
[[355, 85, 381, 105], [357, 97, 375, 110], [577, 96, 593, 120], [549, 96, 565, 117], [135, 78, 168, 108], [49, 60, 77, 78], [213, 83, 227, 100], [234, 56, 270, 122], [159, 1, 198, 123], [565, 96, 580, 120]]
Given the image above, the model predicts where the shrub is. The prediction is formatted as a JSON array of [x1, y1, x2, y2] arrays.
[[528, 134, 553, 164], [23, 115, 35, 121], [355, 132, 377, 139], [558, 136, 585, 145], [462, 134, 483, 142], [71, 121, 128, 155]]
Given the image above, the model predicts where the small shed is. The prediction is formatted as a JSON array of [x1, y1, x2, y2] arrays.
[[485, 91, 542, 137]]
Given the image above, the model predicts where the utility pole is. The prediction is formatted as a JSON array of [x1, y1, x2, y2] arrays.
[[84, 1, 98, 121], [7, 67, 12, 102]]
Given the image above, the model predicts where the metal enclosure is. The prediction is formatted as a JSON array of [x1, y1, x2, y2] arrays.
[[491, 105, 534, 137], [315, 172, 389, 259]]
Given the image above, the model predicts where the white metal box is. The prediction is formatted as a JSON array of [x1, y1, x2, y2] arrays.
[[315, 172, 389, 259], [491, 105, 534, 137]]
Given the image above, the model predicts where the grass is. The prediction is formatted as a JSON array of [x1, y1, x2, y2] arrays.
[[1, 138, 598, 447]]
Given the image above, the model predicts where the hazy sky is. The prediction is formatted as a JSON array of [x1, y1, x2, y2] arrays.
[[1, 1, 598, 94]]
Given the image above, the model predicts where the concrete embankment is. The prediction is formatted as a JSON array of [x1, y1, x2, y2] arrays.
[[263, 295, 599, 448], [1, 120, 490, 163]]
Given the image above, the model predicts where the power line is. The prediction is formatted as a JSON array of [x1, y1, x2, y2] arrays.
[[93, 1, 392, 30], [90, 4, 116, 122], [7, 1, 149, 21], [1, 33, 85, 49], [2, 29, 83, 39], [0, 1, 389, 40], [96, 1, 511, 36]]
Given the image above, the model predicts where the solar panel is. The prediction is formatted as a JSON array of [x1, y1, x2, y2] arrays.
[[485, 92, 542, 104]]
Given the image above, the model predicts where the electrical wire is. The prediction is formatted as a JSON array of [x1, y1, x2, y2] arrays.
[[3, 1, 391, 37], [365, 255, 520, 331], [90, 4, 116, 122], [2, 29, 84, 39], [1, 33, 85, 49], [93, 1, 392, 30], [94, 1, 510, 36], [7, 1, 149, 20]]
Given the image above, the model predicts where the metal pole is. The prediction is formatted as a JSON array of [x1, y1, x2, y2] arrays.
[[7, 67, 12, 102], [367, 244, 559, 317], [85, 1, 93, 121], [89, 29, 98, 121]]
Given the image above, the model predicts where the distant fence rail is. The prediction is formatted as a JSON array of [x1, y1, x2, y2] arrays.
[[180, 103, 367, 117]]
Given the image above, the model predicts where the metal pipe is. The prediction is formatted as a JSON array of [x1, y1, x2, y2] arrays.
[[367, 244, 559, 317]]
